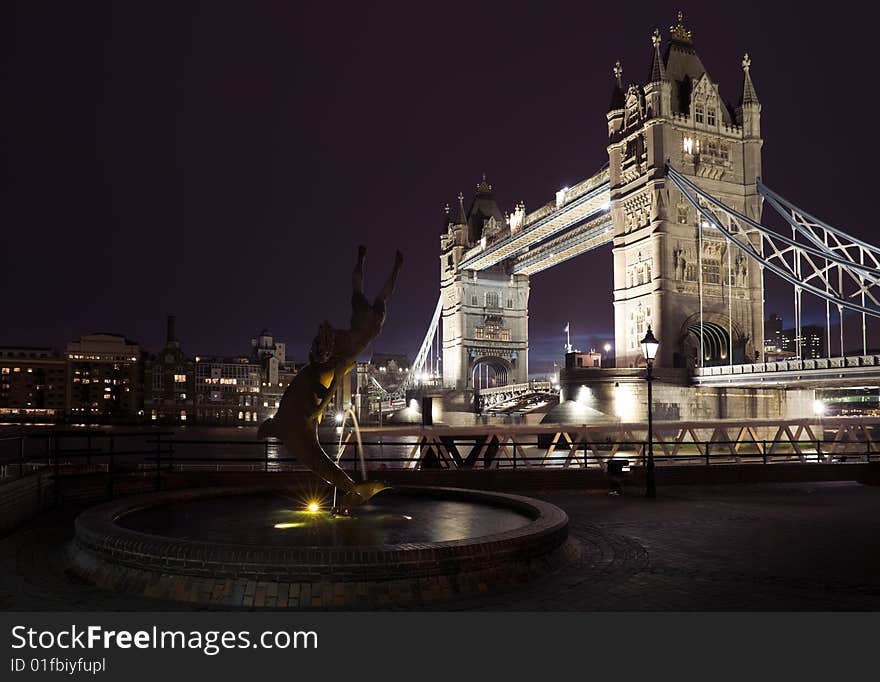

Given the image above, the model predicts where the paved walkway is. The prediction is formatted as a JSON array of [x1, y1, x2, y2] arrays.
[[2, 482, 880, 610]]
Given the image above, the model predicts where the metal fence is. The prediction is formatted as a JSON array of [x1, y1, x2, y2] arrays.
[[1, 426, 878, 501]]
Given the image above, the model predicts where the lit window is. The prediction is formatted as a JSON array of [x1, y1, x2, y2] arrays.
[[683, 137, 693, 154], [180, 410, 187, 421], [174, 374, 186, 383], [1, 368, 8, 375], [13, 367, 20, 373]]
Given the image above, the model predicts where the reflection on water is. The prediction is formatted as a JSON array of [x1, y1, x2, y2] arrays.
[[118, 491, 530, 547]]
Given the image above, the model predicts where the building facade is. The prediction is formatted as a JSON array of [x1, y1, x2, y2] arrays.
[[194, 356, 262, 425], [0, 347, 66, 421], [252, 329, 298, 422], [66, 334, 143, 421], [144, 316, 195, 424], [608, 16, 764, 369]]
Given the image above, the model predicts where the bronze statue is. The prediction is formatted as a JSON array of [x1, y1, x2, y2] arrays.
[[258, 246, 403, 512]]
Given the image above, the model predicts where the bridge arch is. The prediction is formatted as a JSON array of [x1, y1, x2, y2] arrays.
[[471, 356, 512, 390], [677, 313, 752, 368]]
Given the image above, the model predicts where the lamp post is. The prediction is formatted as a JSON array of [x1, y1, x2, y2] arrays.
[[640, 325, 659, 499]]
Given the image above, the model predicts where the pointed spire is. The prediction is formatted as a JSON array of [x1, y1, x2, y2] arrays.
[[608, 60, 625, 112], [649, 28, 667, 82], [741, 53, 759, 105], [456, 192, 467, 224], [476, 173, 492, 194]]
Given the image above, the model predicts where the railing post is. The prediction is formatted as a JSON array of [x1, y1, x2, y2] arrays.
[[155, 433, 162, 492], [762, 442, 767, 465], [107, 434, 114, 499], [816, 440, 822, 463], [705, 441, 710, 466]]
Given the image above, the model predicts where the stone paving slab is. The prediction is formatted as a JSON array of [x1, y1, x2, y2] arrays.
[[1, 481, 880, 610]]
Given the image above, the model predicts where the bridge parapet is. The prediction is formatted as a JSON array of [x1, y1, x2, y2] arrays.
[[694, 355, 880, 387]]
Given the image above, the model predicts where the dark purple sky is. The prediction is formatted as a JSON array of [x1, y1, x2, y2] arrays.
[[3, 2, 877, 373]]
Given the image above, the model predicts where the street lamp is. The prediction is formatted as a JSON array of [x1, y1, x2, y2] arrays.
[[640, 325, 659, 499]]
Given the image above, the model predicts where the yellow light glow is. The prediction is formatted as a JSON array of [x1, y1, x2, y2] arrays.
[[273, 522, 306, 529], [307, 502, 320, 513]]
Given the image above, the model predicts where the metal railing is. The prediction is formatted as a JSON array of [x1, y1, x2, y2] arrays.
[[1, 428, 878, 504]]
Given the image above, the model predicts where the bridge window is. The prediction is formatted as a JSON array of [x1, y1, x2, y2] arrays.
[[475, 325, 510, 342], [507, 298, 513, 309], [471, 295, 478, 306], [707, 108, 716, 126], [683, 136, 694, 155], [702, 258, 721, 284], [485, 291, 500, 309], [695, 104, 704, 123]]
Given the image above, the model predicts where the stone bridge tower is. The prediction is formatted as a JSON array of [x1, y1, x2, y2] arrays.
[[440, 178, 530, 390], [608, 13, 764, 369]]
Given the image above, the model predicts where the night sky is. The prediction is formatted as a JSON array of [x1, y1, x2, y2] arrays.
[[3, 2, 877, 374]]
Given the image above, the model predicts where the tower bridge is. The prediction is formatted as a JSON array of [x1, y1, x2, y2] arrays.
[[397, 13, 880, 423]]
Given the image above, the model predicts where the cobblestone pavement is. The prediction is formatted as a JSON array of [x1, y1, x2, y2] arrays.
[[2, 482, 880, 610]]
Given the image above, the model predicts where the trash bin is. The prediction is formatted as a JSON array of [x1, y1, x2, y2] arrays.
[[607, 459, 627, 476], [606, 458, 627, 495]]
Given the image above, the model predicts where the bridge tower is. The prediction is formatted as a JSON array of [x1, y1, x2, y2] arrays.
[[608, 14, 764, 369], [440, 178, 530, 390]]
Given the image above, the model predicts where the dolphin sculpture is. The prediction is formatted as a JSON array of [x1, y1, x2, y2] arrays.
[[258, 246, 402, 512]]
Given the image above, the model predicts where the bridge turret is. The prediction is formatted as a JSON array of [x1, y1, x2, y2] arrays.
[[738, 54, 762, 178], [607, 61, 625, 140]]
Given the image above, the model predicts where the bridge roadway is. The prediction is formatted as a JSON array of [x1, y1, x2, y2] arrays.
[[694, 354, 880, 388], [457, 165, 612, 274]]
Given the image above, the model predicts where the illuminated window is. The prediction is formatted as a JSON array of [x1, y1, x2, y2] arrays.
[[683, 137, 693, 154], [13, 367, 20, 373], [703, 258, 721, 284], [174, 374, 186, 383], [180, 410, 187, 421], [1, 368, 8, 375]]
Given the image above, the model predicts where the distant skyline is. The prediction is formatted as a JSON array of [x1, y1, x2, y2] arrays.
[[3, 2, 877, 368]]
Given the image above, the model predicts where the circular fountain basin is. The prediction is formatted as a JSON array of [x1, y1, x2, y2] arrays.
[[69, 485, 573, 608]]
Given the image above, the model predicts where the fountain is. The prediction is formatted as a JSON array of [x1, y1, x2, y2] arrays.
[[67, 247, 576, 607]]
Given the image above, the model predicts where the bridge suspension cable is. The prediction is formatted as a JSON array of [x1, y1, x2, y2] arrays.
[[668, 164, 880, 358], [401, 294, 443, 391]]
